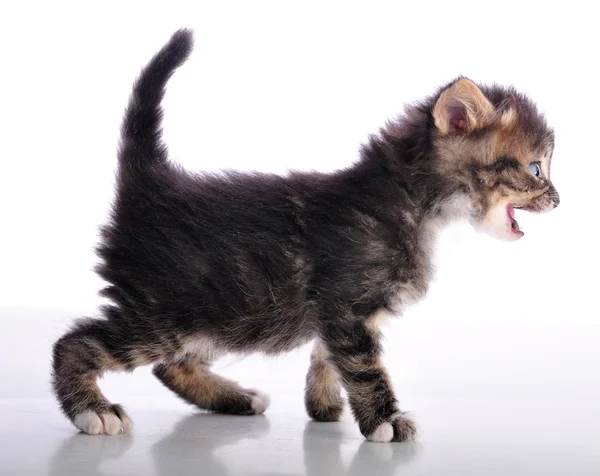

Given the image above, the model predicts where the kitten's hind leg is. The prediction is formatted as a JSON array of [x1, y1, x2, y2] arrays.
[[305, 340, 345, 422], [52, 318, 136, 435], [153, 356, 270, 415]]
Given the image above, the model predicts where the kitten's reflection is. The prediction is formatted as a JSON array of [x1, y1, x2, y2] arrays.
[[302, 421, 421, 476], [151, 414, 420, 476], [151, 413, 273, 476], [49, 415, 420, 476], [49, 432, 134, 476]]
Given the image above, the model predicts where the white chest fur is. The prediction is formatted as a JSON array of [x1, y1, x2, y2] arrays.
[[389, 193, 472, 315]]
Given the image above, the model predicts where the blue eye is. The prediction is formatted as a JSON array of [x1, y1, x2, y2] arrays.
[[528, 162, 541, 177]]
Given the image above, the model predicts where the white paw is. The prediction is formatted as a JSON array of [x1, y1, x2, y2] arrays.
[[73, 410, 133, 435], [73, 411, 103, 435], [368, 422, 394, 443], [249, 390, 270, 415]]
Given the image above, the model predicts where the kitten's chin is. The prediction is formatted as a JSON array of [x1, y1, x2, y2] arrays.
[[474, 204, 524, 242]]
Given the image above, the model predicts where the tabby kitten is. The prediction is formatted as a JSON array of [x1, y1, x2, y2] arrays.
[[52, 29, 559, 442]]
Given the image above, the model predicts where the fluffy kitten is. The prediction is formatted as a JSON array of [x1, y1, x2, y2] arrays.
[[52, 29, 559, 442]]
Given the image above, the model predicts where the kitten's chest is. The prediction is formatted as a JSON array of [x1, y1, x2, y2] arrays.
[[387, 194, 470, 313], [387, 220, 438, 313], [388, 257, 433, 314]]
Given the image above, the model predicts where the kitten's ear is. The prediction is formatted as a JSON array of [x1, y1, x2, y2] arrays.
[[433, 79, 495, 136]]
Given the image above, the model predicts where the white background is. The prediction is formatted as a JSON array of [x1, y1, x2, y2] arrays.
[[0, 0, 598, 414]]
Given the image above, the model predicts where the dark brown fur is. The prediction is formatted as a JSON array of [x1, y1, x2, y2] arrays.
[[51, 30, 559, 441]]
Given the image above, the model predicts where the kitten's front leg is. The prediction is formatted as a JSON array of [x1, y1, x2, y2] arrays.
[[323, 321, 417, 443]]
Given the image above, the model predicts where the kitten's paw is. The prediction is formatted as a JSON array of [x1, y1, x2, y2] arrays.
[[367, 413, 417, 443], [306, 399, 345, 422], [390, 413, 417, 442], [305, 384, 345, 422], [248, 389, 270, 415], [73, 408, 133, 436], [368, 422, 394, 442]]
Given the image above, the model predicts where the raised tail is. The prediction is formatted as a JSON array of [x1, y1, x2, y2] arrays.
[[118, 29, 194, 174]]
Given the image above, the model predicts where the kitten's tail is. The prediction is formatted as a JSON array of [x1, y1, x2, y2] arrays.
[[118, 29, 194, 175]]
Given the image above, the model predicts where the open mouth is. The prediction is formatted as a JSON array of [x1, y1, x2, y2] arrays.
[[507, 204, 524, 237]]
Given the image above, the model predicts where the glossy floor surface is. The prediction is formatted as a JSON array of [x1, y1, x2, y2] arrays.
[[1, 309, 599, 475], [3, 395, 600, 476]]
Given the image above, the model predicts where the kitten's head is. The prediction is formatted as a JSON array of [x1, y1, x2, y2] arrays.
[[431, 78, 559, 241]]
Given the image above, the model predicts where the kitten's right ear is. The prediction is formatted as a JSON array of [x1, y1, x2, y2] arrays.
[[433, 79, 495, 136]]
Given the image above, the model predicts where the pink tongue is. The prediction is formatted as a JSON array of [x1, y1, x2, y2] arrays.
[[508, 205, 515, 219]]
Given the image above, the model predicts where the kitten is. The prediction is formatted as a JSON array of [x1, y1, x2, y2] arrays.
[[52, 29, 559, 442]]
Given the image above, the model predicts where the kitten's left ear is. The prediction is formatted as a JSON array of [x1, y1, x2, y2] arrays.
[[433, 78, 495, 136]]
